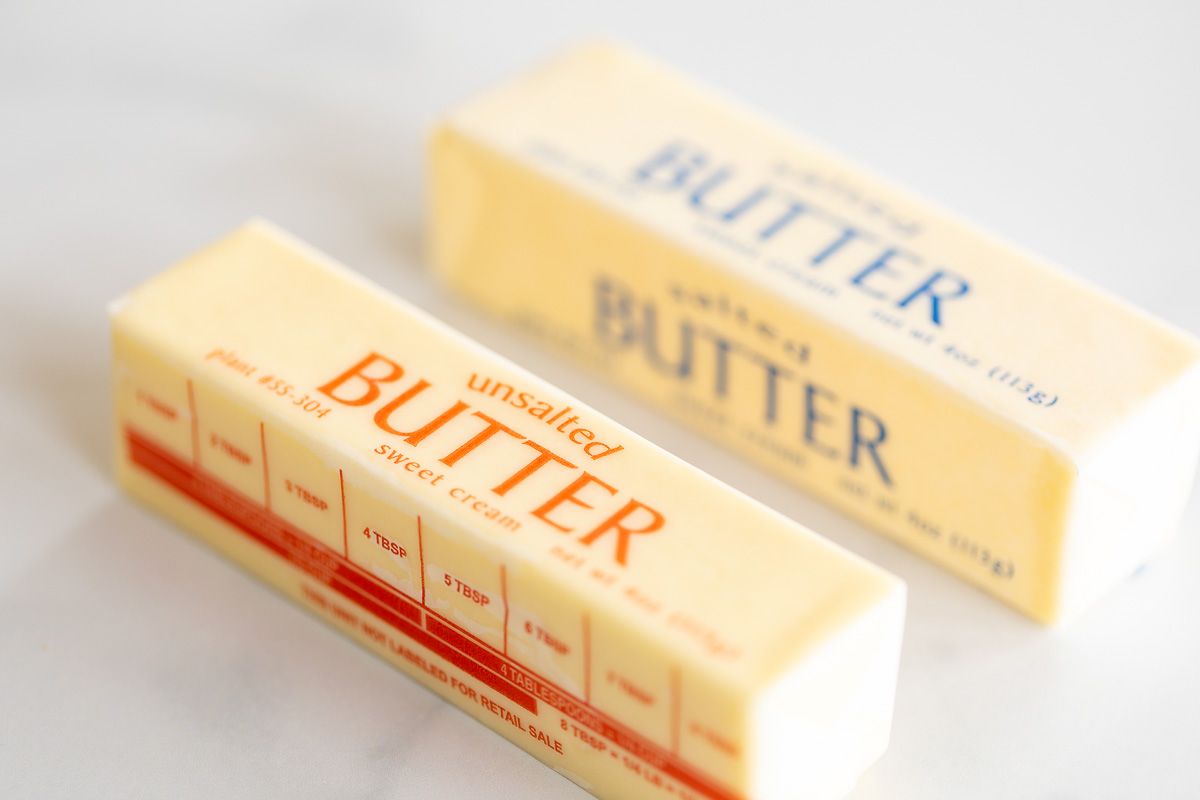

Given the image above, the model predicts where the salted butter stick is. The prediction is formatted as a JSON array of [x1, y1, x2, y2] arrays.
[[112, 221, 904, 800], [430, 43, 1200, 624]]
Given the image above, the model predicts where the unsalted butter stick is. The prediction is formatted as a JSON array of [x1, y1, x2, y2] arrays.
[[112, 221, 905, 800], [429, 43, 1200, 625]]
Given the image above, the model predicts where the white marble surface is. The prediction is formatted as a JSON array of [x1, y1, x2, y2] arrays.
[[2, 2, 1198, 798]]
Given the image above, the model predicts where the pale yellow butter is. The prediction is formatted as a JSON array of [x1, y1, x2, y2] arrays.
[[112, 221, 905, 800], [429, 43, 1200, 624]]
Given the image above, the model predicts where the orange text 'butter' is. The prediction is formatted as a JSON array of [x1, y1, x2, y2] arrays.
[[112, 221, 905, 800]]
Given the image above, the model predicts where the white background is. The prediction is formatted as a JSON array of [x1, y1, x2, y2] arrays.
[[3, 2, 1199, 798]]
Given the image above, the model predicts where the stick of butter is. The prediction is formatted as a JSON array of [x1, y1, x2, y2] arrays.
[[112, 221, 905, 800], [429, 43, 1200, 624]]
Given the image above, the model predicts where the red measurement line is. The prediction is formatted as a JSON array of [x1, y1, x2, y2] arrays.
[[128, 428, 423, 624], [500, 564, 509, 656], [259, 422, 270, 511], [417, 514, 426, 605], [127, 429, 534, 713], [419, 609, 724, 797], [338, 468, 348, 557], [670, 666, 681, 755], [582, 614, 591, 704], [126, 426, 738, 800], [186, 379, 199, 466]]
